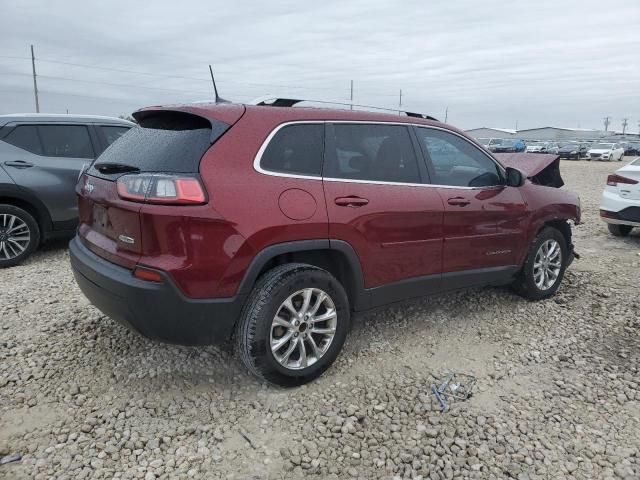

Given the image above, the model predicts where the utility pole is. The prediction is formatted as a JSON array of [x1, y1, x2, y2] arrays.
[[444, 107, 448, 123], [603, 116, 611, 132], [622, 118, 628, 135], [398, 89, 402, 115], [30, 45, 40, 113], [349, 80, 353, 110]]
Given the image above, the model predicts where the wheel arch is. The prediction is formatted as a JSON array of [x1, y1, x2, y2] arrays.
[[236, 239, 367, 311], [541, 218, 572, 248], [518, 217, 575, 268], [0, 185, 52, 241]]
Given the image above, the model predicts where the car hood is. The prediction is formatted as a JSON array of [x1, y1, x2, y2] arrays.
[[494, 153, 564, 188], [588, 148, 611, 153]]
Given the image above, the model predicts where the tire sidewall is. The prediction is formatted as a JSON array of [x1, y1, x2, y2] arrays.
[[522, 228, 568, 299], [0, 204, 40, 268], [246, 267, 350, 386]]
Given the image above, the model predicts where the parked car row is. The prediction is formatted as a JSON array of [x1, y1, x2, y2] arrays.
[[479, 137, 633, 161]]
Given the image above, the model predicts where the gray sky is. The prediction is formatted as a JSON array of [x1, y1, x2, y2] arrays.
[[1, 0, 639, 131]]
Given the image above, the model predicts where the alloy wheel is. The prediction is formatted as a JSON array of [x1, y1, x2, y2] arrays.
[[270, 288, 337, 370], [0, 214, 31, 261], [533, 239, 562, 290]]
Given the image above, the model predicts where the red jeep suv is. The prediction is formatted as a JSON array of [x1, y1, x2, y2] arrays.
[[70, 101, 580, 386]]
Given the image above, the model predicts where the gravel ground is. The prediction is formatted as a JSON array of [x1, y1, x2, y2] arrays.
[[1, 159, 639, 480]]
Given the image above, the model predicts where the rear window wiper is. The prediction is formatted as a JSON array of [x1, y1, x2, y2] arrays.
[[93, 162, 140, 174]]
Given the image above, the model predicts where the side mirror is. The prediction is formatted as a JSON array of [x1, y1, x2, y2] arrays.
[[505, 167, 525, 187]]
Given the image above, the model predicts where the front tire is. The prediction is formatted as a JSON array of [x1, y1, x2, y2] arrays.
[[236, 263, 350, 387], [512, 226, 568, 300], [0, 204, 40, 268], [608, 224, 633, 237]]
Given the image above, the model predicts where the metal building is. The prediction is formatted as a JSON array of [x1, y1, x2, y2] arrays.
[[508, 127, 606, 141], [465, 127, 515, 139]]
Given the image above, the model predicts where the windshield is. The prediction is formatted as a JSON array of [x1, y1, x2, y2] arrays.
[[488, 139, 503, 145], [528, 142, 545, 146], [591, 143, 613, 149]]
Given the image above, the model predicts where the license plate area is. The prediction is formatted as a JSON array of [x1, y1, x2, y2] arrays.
[[93, 204, 109, 234]]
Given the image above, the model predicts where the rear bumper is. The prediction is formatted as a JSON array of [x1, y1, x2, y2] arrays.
[[69, 236, 244, 345], [600, 208, 640, 226], [600, 189, 640, 226]]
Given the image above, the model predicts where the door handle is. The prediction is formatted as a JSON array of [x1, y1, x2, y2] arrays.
[[5, 160, 34, 169], [447, 197, 470, 206], [335, 196, 369, 207]]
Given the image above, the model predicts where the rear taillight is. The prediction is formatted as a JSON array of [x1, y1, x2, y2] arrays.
[[607, 174, 638, 187], [117, 174, 206, 205]]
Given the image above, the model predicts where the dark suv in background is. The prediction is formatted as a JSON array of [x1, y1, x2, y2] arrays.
[[0, 114, 133, 266], [70, 101, 580, 386]]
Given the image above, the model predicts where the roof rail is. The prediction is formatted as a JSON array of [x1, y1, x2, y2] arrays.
[[249, 96, 439, 122]]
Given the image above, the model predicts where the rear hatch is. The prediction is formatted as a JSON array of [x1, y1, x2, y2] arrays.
[[76, 105, 245, 269], [614, 158, 640, 200]]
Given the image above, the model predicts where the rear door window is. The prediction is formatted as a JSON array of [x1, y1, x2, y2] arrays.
[[101, 125, 131, 146], [38, 125, 95, 158], [259, 124, 324, 176], [416, 127, 503, 187], [1, 125, 43, 155], [324, 123, 421, 183]]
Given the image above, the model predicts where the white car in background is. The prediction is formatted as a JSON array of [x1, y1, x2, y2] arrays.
[[525, 141, 548, 153], [588, 142, 625, 161], [600, 157, 640, 236]]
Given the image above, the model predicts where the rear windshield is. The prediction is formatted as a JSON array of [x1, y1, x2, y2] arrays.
[[87, 111, 228, 179]]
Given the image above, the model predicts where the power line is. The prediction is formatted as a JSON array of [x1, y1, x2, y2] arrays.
[[1, 71, 213, 95], [0, 54, 209, 83], [0, 55, 402, 97]]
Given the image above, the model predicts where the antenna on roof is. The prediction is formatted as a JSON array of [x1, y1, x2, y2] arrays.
[[208, 65, 229, 104]]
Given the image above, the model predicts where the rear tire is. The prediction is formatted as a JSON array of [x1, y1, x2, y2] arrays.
[[608, 224, 633, 237], [0, 204, 40, 268], [235, 263, 350, 387], [512, 226, 568, 301]]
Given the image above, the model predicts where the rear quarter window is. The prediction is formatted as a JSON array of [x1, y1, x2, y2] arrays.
[[1, 125, 43, 155], [259, 124, 324, 177]]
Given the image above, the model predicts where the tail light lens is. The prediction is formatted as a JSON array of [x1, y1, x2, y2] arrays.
[[117, 174, 206, 205], [607, 174, 638, 187]]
